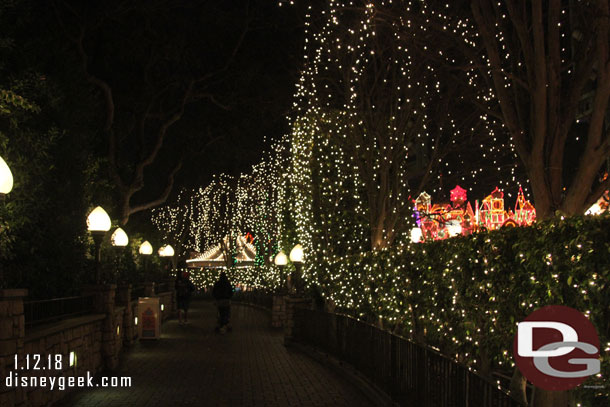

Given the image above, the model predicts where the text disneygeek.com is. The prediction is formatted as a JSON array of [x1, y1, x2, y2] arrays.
[[5, 371, 132, 391]]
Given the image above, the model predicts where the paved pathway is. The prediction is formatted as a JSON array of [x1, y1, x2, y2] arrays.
[[58, 301, 374, 406]]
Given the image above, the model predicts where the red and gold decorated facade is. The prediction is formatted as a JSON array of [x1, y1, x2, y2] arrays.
[[412, 185, 536, 242]]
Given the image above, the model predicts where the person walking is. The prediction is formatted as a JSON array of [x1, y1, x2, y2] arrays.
[[175, 271, 195, 325], [212, 271, 233, 333]]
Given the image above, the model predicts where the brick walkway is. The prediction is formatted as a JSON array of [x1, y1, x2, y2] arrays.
[[58, 301, 374, 406]]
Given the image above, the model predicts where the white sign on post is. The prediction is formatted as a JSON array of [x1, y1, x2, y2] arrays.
[[138, 297, 161, 339]]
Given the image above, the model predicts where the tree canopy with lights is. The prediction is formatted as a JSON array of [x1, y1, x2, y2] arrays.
[[426, 0, 610, 218], [286, 0, 529, 284]]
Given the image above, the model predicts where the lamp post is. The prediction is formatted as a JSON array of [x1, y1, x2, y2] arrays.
[[289, 244, 304, 295], [0, 155, 13, 202], [111, 227, 128, 282], [158, 244, 175, 276], [139, 240, 153, 280], [0, 155, 13, 286], [87, 206, 111, 284], [274, 250, 288, 292]]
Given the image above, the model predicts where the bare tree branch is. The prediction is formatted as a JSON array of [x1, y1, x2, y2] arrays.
[[126, 158, 184, 222], [471, 0, 530, 164], [56, 1, 252, 224]]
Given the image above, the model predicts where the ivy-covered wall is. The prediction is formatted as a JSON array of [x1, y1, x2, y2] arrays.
[[316, 215, 609, 401], [175, 265, 283, 293]]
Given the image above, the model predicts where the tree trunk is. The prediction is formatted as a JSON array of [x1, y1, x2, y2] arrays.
[[562, 151, 607, 215], [371, 226, 384, 250], [409, 304, 425, 344], [532, 388, 568, 407], [119, 192, 132, 226], [524, 133, 608, 220], [370, 209, 397, 250], [477, 346, 492, 379], [527, 163, 554, 220], [509, 368, 528, 406], [470, 0, 610, 220]]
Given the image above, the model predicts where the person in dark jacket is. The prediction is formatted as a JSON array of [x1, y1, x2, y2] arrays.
[[175, 271, 196, 325], [212, 272, 233, 333]]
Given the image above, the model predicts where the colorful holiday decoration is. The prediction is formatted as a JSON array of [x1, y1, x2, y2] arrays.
[[586, 194, 609, 215], [513, 186, 537, 226], [186, 235, 257, 268], [585, 173, 609, 215], [450, 185, 467, 206], [415, 192, 432, 213], [480, 187, 507, 230], [414, 185, 537, 242], [448, 185, 476, 235]]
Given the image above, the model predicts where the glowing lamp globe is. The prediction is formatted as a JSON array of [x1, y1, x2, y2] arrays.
[[139, 241, 153, 255], [0, 155, 13, 195], [289, 244, 304, 263], [87, 206, 111, 232], [410, 227, 422, 243], [274, 251, 288, 266], [158, 245, 174, 257], [111, 227, 128, 247]]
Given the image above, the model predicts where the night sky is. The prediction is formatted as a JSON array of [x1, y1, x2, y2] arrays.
[[172, 1, 305, 187], [36, 0, 305, 210]]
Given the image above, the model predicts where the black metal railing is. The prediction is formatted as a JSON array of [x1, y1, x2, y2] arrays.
[[232, 290, 273, 309], [293, 308, 525, 407], [24, 295, 95, 327], [131, 285, 145, 300], [155, 282, 169, 294]]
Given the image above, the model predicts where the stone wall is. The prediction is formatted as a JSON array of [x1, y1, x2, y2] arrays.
[[0, 282, 174, 407], [271, 296, 286, 328], [21, 314, 105, 406], [0, 289, 27, 407], [102, 306, 125, 370], [283, 297, 312, 345], [116, 285, 137, 346], [130, 302, 139, 342], [87, 284, 123, 371]]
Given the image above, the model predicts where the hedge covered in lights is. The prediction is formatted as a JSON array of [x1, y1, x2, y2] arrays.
[[307, 215, 609, 398], [175, 265, 283, 293]]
